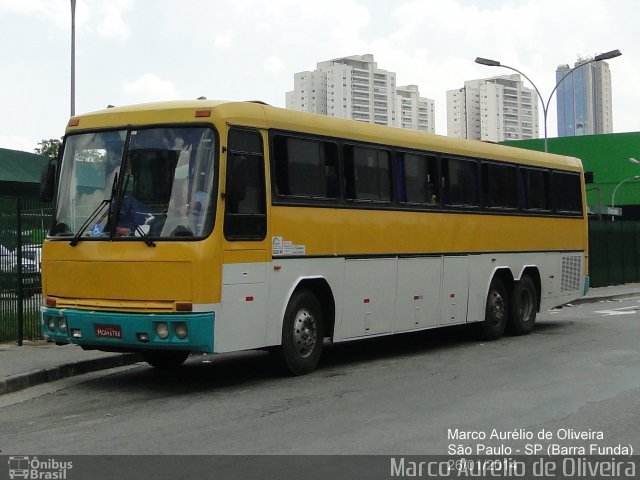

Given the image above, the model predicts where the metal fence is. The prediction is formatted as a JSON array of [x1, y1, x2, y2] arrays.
[[589, 220, 640, 287], [0, 196, 52, 343]]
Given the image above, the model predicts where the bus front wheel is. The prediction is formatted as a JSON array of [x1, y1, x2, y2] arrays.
[[509, 276, 537, 335], [271, 289, 324, 376], [143, 350, 189, 369], [481, 277, 508, 340]]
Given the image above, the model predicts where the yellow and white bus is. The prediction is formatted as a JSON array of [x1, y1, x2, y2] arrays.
[[41, 100, 588, 374]]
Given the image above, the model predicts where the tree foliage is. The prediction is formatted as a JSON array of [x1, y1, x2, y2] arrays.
[[35, 138, 62, 159]]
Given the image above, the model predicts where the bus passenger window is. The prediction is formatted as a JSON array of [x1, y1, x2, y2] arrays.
[[481, 163, 518, 209], [273, 135, 338, 199], [442, 157, 479, 207], [522, 168, 549, 211], [398, 152, 438, 205], [552, 171, 582, 213], [344, 145, 391, 202]]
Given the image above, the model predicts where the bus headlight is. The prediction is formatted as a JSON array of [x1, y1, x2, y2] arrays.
[[174, 322, 188, 339], [47, 316, 56, 332], [58, 317, 68, 333], [155, 322, 169, 339]]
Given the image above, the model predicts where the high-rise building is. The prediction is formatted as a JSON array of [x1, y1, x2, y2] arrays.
[[286, 54, 435, 132], [556, 58, 613, 137], [446, 74, 539, 142], [395, 85, 435, 133]]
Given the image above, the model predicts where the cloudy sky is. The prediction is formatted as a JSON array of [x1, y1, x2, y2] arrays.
[[1, 0, 637, 153]]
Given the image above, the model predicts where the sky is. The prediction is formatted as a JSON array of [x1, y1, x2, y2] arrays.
[[1, 0, 638, 153]]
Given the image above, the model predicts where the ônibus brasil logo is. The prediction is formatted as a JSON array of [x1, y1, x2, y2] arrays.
[[8, 456, 73, 479]]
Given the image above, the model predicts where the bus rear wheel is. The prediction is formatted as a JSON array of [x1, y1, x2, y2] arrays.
[[481, 277, 508, 340], [271, 289, 324, 376], [143, 350, 189, 369], [509, 275, 537, 335]]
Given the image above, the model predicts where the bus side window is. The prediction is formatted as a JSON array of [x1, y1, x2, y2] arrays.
[[224, 129, 266, 240]]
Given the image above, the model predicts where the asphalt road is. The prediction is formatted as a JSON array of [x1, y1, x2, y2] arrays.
[[1, 298, 639, 457]]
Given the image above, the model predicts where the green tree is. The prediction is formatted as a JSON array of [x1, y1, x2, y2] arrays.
[[35, 138, 62, 159]]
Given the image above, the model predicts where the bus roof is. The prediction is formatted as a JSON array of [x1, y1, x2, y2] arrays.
[[68, 100, 582, 171]]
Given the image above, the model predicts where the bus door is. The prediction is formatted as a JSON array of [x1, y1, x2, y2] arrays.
[[218, 127, 269, 352]]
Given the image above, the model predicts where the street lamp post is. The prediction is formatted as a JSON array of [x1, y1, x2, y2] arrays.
[[70, 0, 76, 117], [610, 158, 640, 221], [611, 176, 640, 221], [475, 49, 621, 152]]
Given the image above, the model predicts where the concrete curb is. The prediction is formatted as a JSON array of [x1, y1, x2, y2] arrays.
[[0, 353, 142, 396], [569, 292, 640, 306]]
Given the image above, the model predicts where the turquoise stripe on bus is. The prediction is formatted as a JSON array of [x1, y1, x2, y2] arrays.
[[41, 308, 214, 353]]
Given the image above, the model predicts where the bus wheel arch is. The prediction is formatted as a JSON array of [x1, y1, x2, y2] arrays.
[[271, 287, 326, 375], [480, 269, 513, 340], [509, 270, 539, 335], [287, 277, 336, 340], [520, 266, 541, 312]]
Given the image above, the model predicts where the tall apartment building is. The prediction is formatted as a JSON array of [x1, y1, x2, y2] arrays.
[[447, 74, 539, 142], [395, 85, 435, 134], [286, 54, 435, 133], [556, 58, 613, 137]]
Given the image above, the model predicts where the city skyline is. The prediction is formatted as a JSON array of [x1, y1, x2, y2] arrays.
[[0, 0, 636, 153], [286, 54, 435, 133]]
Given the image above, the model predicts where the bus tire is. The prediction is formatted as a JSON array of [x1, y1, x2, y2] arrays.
[[143, 350, 189, 369], [481, 277, 508, 340], [509, 276, 537, 335], [271, 289, 324, 376]]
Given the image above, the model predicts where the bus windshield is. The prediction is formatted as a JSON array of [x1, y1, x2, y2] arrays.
[[53, 126, 217, 241]]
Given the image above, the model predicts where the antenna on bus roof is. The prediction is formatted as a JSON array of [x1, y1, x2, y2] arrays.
[[246, 100, 270, 105], [197, 96, 207, 100]]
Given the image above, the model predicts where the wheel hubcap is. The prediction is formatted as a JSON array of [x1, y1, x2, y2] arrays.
[[489, 291, 505, 325], [293, 308, 317, 358]]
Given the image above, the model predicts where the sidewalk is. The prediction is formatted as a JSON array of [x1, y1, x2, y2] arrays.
[[0, 342, 141, 395], [2, 283, 640, 396]]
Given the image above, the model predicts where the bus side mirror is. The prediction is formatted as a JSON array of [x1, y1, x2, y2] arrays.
[[40, 159, 57, 202]]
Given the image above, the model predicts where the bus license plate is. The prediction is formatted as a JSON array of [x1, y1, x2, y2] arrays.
[[95, 324, 122, 339]]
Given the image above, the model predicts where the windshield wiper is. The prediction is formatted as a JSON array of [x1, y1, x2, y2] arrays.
[[68, 200, 111, 246], [134, 222, 156, 247], [69, 172, 118, 247]]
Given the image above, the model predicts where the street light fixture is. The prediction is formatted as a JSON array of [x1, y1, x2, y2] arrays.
[[610, 157, 640, 221], [474, 49, 622, 152]]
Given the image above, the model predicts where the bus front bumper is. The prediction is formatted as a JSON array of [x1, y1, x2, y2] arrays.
[[41, 307, 214, 354]]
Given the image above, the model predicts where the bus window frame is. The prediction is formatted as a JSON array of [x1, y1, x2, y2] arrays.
[[342, 142, 394, 205]]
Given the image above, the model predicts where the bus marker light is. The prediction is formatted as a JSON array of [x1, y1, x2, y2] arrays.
[[174, 323, 188, 339], [176, 303, 192, 312], [414, 295, 423, 301], [273, 265, 282, 271], [46, 297, 57, 307], [363, 298, 370, 304], [71, 329, 82, 338], [195, 110, 211, 118], [68, 118, 80, 127], [156, 322, 170, 339], [137, 333, 150, 343], [245, 296, 254, 302]]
